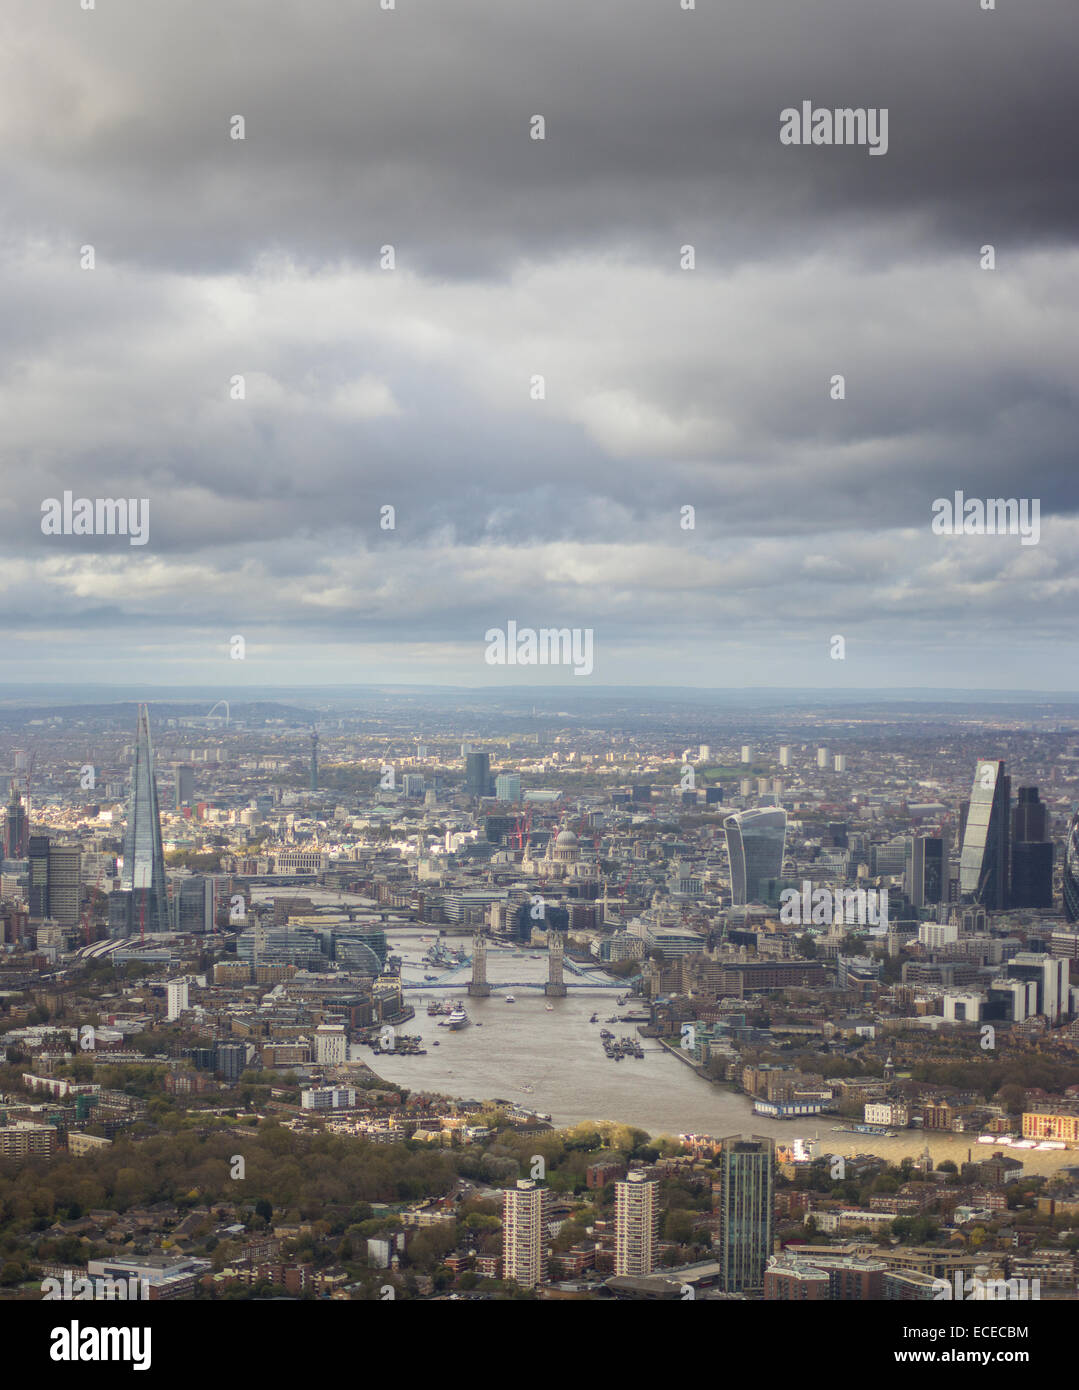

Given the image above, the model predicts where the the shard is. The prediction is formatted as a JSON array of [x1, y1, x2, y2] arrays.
[[109, 704, 170, 936]]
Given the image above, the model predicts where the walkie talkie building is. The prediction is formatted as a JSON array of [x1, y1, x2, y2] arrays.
[[725, 807, 787, 906]]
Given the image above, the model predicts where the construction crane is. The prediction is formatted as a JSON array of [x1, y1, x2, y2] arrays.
[[511, 807, 533, 852]]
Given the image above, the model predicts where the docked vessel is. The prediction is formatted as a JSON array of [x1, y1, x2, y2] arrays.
[[446, 1003, 470, 1030]]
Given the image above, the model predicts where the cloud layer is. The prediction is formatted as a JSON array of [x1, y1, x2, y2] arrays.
[[1, 0, 1077, 686]]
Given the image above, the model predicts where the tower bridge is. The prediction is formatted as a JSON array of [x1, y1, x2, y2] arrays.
[[399, 930, 625, 991]]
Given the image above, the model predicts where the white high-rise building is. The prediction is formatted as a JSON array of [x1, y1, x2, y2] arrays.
[[817, 747, 830, 769], [503, 1179, 550, 1288], [699, 745, 712, 762], [1005, 954, 1070, 1024], [778, 746, 791, 768], [615, 1172, 660, 1276], [315, 1023, 347, 1067], [166, 979, 189, 1021], [495, 773, 522, 802], [741, 745, 755, 764], [918, 921, 958, 949], [833, 754, 847, 773]]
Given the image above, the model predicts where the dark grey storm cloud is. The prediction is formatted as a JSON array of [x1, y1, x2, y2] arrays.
[[0, 0, 1077, 687]]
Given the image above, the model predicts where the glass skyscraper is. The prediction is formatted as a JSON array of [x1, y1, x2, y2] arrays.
[[959, 759, 1010, 910], [3, 781, 28, 858], [908, 835, 944, 907], [465, 751, 490, 799], [717, 1135, 774, 1293], [1010, 786, 1053, 908], [111, 704, 170, 936], [724, 807, 787, 906], [1063, 809, 1079, 924]]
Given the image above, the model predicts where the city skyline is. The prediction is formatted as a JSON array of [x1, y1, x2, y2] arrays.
[[2, 0, 1078, 1323]]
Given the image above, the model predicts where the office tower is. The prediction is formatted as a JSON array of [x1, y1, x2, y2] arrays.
[[816, 747, 829, 770], [740, 778, 753, 798], [166, 979, 189, 1021], [717, 1135, 774, 1293], [402, 773, 425, 798], [614, 1172, 660, 1276], [309, 730, 319, 793], [986, 978, 1038, 1023], [778, 745, 791, 768], [174, 765, 194, 812], [909, 836, 944, 907], [170, 875, 216, 934], [741, 745, 755, 764], [1011, 842, 1053, 909], [833, 754, 846, 773], [699, 744, 712, 762], [1013, 786, 1048, 841], [495, 773, 522, 802], [465, 751, 490, 799], [1064, 809, 1079, 924], [46, 846, 81, 929], [1005, 953, 1070, 1023], [315, 1023, 347, 1066], [502, 1179, 550, 1289], [26, 837, 81, 930], [959, 759, 1011, 910], [416, 743, 428, 759], [28, 836, 50, 919], [112, 704, 170, 937], [725, 808, 787, 906], [1010, 787, 1053, 908], [214, 1042, 246, 1084], [3, 782, 28, 858]]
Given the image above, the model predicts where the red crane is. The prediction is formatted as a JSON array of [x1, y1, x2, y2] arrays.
[[512, 807, 533, 851]]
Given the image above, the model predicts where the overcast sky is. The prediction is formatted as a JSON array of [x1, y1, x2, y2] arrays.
[[2, 0, 1077, 689]]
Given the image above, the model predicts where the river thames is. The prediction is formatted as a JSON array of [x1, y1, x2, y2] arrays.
[[353, 931, 1079, 1173]]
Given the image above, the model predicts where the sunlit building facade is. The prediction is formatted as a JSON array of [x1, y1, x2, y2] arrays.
[[959, 759, 1010, 910]]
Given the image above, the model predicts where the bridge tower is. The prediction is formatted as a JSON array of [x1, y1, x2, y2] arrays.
[[544, 930, 567, 997], [468, 928, 491, 997]]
